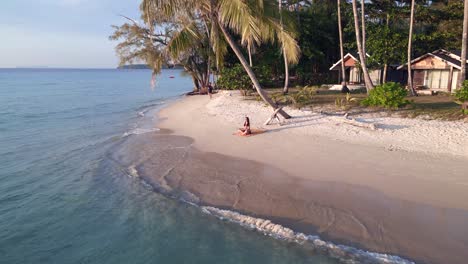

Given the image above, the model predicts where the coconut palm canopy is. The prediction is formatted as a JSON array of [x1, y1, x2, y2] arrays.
[[140, 0, 300, 67], [112, 0, 300, 118]]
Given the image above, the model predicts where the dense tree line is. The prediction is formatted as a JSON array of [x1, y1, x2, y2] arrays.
[[111, 0, 467, 93]]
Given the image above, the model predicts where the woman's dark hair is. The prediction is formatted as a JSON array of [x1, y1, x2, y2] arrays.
[[245, 116, 250, 126]]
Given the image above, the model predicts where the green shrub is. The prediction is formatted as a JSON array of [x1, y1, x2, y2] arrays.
[[455, 80, 468, 102], [217, 64, 272, 91], [252, 65, 273, 86], [291, 86, 317, 108], [361, 82, 409, 109], [217, 64, 252, 91], [335, 93, 358, 111], [454, 80, 468, 115], [270, 86, 317, 108]]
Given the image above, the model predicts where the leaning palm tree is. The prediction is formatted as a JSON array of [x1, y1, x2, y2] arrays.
[[279, 0, 290, 94], [351, 0, 374, 93], [458, 0, 468, 88], [141, 0, 300, 119], [407, 0, 418, 96]]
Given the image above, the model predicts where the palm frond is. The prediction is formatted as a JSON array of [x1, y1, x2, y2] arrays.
[[167, 22, 201, 58]]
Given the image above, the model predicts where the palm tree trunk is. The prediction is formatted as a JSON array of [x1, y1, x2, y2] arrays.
[[407, 0, 417, 96], [280, 0, 290, 95], [351, 0, 374, 93], [248, 45, 253, 67], [361, 0, 366, 61], [248, 44, 255, 90], [337, 0, 347, 89], [283, 52, 290, 94], [383, 64, 388, 84], [219, 23, 291, 119], [458, 0, 468, 88], [206, 55, 211, 87], [382, 14, 390, 84], [295, 1, 300, 25]]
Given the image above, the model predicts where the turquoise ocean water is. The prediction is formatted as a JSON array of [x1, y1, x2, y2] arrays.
[[0, 69, 338, 264]]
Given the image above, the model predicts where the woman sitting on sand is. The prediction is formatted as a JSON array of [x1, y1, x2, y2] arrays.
[[238, 116, 251, 136]]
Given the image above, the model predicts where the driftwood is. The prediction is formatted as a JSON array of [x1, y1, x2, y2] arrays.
[[341, 113, 377, 130], [341, 117, 377, 130], [264, 107, 283, 126], [321, 111, 377, 130]]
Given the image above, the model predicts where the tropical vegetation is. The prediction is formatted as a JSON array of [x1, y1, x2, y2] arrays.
[[361, 82, 409, 108], [111, 0, 468, 118], [455, 81, 468, 102]]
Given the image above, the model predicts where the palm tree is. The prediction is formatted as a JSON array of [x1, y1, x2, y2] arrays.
[[280, 0, 290, 94], [247, 42, 254, 67], [337, 0, 348, 92], [140, 0, 300, 119], [407, 0, 418, 96], [351, 0, 374, 93], [458, 0, 468, 88], [361, 0, 366, 64]]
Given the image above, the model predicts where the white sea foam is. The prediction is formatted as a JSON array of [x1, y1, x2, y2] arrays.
[[201, 206, 415, 264], [122, 128, 160, 137], [127, 165, 139, 177]]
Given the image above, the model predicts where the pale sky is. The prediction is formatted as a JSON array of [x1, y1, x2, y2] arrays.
[[0, 0, 141, 68]]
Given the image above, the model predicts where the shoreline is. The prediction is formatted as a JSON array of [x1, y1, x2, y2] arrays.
[[159, 92, 468, 210], [129, 92, 468, 264]]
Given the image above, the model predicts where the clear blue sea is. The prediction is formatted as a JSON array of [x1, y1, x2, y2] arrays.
[[0, 69, 338, 264]]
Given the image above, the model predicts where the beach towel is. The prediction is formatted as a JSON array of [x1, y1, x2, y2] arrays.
[[233, 129, 266, 137]]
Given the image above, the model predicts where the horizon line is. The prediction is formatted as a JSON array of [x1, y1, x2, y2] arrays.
[[1, 66, 116, 69]]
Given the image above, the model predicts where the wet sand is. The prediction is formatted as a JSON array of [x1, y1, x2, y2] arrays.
[[117, 95, 468, 264]]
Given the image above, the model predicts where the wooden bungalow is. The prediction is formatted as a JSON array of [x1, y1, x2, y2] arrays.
[[329, 52, 398, 86], [397, 49, 468, 93]]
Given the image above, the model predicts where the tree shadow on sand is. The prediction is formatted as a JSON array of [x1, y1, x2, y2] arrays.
[[261, 112, 410, 133]]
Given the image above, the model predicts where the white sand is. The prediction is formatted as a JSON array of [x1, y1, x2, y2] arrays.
[[206, 91, 468, 158], [159, 91, 468, 210]]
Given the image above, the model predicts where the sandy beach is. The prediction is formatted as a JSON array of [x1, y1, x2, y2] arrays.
[[127, 91, 468, 264]]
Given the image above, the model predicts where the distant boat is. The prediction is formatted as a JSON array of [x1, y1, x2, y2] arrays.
[[169, 76, 175, 78]]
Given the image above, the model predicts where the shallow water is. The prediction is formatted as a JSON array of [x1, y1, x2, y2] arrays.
[[0, 69, 339, 264]]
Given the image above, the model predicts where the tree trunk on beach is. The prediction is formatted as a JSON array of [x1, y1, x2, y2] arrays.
[[351, 0, 373, 93], [337, 0, 348, 92], [459, 0, 468, 88], [407, 0, 418, 96], [219, 23, 291, 119], [192, 76, 201, 91]]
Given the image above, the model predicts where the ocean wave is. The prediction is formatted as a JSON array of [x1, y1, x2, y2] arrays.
[[39, 82, 59, 86], [133, 175, 414, 263], [122, 128, 160, 137], [201, 206, 415, 264], [127, 148, 414, 263], [136, 101, 165, 112]]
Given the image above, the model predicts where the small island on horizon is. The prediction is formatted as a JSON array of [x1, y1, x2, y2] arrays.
[[117, 64, 183, 70]]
